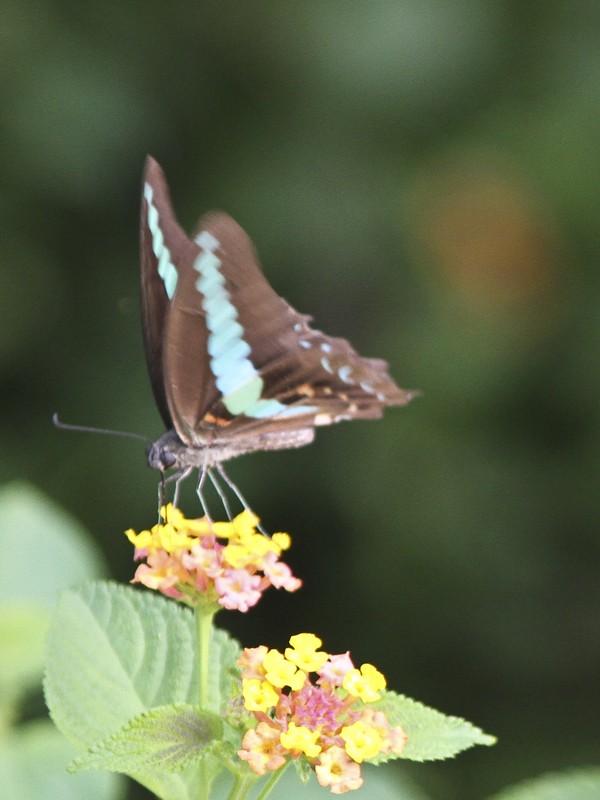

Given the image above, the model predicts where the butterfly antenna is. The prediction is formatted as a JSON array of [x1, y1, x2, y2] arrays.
[[208, 469, 234, 521], [52, 413, 150, 443], [215, 464, 268, 536]]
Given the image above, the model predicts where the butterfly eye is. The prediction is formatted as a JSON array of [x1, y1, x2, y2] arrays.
[[147, 443, 177, 472]]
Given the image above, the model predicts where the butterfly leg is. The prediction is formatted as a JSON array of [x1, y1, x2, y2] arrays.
[[196, 465, 214, 524], [156, 467, 192, 520], [159, 466, 193, 506], [215, 464, 268, 536], [208, 468, 234, 521], [157, 472, 166, 523], [173, 466, 193, 509]]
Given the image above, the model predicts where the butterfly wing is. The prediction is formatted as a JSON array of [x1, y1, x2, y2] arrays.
[[141, 157, 221, 440], [141, 156, 415, 451], [140, 157, 196, 428], [182, 212, 415, 439]]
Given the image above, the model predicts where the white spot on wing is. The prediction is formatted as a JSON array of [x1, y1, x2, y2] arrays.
[[194, 230, 220, 250], [192, 231, 261, 400], [338, 365, 353, 383], [144, 183, 178, 299]]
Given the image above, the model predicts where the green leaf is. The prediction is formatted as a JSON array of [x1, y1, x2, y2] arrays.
[[374, 691, 496, 762], [44, 581, 242, 800], [0, 482, 106, 708], [69, 704, 223, 775], [0, 604, 49, 712], [0, 719, 126, 800], [484, 766, 600, 800], [0, 481, 106, 606]]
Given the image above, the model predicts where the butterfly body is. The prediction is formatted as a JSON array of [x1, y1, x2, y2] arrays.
[[147, 426, 315, 472], [141, 156, 416, 472]]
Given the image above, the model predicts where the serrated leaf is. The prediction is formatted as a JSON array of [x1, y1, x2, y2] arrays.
[[69, 704, 222, 775], [44, 581, 242, 800], [44, 581, 241, 748], [485, 766, 600, 800], [373, 691, 496, 762], [45, 582, 195, 749]]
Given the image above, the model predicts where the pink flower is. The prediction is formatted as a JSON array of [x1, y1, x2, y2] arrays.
[[261, 551, 302, 591], [181, 541, 222, 577], [238, 722, 287, 775], [317, 652, 355, 688], [315, 746, 363, 794], [290, 682, 349, 733], [238, 646, 269, 680], [132, 551, 189, 599], [215, 569, 262, 612]]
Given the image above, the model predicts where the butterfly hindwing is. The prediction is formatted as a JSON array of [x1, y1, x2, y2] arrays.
[[184, 212, 414, 436]]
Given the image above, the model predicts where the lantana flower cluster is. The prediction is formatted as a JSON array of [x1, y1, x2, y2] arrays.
[[237, 633, 408, 794], [125, 506, 301, 611]]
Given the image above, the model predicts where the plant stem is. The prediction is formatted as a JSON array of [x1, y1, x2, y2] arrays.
[[226, 774, 254, 800], [195, 604, 216, 800], [196, 603, 215, 710], [255, 762, 290, 800]]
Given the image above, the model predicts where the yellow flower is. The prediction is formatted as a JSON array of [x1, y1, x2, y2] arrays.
[[242, 679, 279, 712], [340, 720, 384, 763], [126, 507, 299, 610], [213, 509, 259, 541], [280, 722, 321, 758], [162, 505, 213, 536], [262, 649, 306, 691], [156, 523, 196, 553], [343, 663, 386, 703], [127, 516, 197, 555], [285, 633, 329, 673], [125, 527, 153, 549], [272, 532, 291, 551], [222, 543, 253, 569]]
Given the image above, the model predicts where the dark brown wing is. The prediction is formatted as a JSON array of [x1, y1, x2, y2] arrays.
[[141, 157, 415, 449], [140, 156, 196, 428], [185, 212, 415, 437], [142, 157, 219, 442]]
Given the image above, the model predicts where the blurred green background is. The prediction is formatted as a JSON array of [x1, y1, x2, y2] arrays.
[[2, 2, 599, 799]]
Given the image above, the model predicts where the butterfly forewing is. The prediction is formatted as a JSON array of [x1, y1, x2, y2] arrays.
[[142, 158, 223, 443], [140, 158, 201, 429]]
